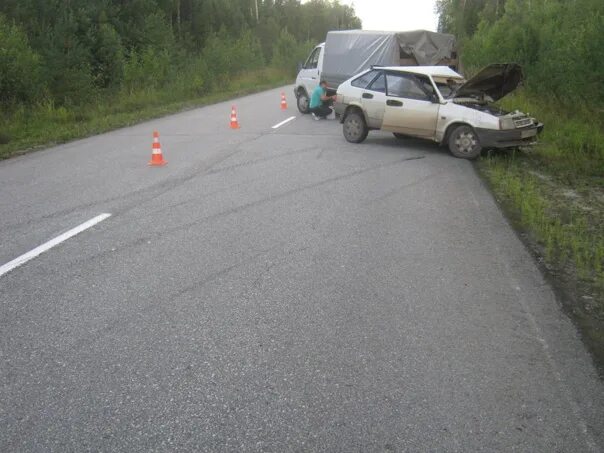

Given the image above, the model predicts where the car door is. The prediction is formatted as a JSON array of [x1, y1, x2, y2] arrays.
[[382, 72, 440, 138], [300, 46, 322, 94], [360, 71, 388, 129], [349, 70, 386, 129]]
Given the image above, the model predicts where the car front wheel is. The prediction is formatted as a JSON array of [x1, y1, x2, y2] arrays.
[[297, 91, 310, 114], [448, 125, 482, 159], [343, 111, 369, 143]]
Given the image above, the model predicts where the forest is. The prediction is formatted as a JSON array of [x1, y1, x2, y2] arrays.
[[436, 0, 603, 106], [0, 0, 360, 152], [436, 0, 604, 352], [0, 0, 360, 106]]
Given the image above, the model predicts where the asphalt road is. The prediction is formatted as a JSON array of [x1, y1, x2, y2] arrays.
[[1, 86, 603, 452]]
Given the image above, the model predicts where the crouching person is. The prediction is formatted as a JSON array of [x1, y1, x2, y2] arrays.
[[309, 80, 336, 120]]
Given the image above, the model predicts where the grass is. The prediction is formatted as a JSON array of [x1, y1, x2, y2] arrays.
[[477, 91, 604, 370], [482, 155, 604, 287], [0, 66, 291, 159]]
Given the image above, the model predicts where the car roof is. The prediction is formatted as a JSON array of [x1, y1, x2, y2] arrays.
[[376, 66, 464, 79]]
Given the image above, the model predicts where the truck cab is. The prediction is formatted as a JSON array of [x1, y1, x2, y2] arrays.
[[294, 43, 324, 114]]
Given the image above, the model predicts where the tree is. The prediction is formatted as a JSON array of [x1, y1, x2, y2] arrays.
[[0, 14, 45, 105], [437, 0, 604, 106], [91, 23, 125, 89]]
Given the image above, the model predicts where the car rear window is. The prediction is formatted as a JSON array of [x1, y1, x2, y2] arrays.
[[351, 70, 379, 89]]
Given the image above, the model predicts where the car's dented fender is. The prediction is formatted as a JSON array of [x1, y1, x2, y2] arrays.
[[435, 102, 499, 144], [336, 100, 365, 124]]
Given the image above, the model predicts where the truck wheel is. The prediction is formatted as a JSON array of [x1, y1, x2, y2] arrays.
[[343, 111, 368, 143], [448, 125, 482, 159], [297, 91, 310, 114]]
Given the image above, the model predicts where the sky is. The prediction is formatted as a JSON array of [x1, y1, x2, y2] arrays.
[[340, 0, 439, 32]]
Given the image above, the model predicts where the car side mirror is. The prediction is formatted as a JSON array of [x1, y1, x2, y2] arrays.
[[430, 94, 440, 104], [297, 61, 303, 72]]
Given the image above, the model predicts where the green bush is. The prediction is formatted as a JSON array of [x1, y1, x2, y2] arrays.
[[461, 0, 604, 107], [0, 14, 45, 105], [201, 28, 265, 87], [91, 23, 125, 89], [123, 47, 172, 92], [43, 14, 97, 106]]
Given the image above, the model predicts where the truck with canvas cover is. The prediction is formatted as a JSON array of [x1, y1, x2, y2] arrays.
[[295, 30, 457, 114]]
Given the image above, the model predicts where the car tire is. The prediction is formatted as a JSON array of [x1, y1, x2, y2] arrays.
[[393, 133, 409, 140], [447, 125, 482, 159], [297, 91, 310, 114], [343, 111, 369, 143]]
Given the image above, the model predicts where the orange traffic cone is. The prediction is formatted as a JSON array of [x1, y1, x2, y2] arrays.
[[230, 105, 240, 129], [280, 92, 288, 110], [148, 131, 167, 166]]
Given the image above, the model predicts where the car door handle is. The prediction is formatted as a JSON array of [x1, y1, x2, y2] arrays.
[[362, 93, 374, 99], [387, 99, 403, 107]]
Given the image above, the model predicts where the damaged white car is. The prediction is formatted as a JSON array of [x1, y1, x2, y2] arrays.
[[334, 63, 543, 159]]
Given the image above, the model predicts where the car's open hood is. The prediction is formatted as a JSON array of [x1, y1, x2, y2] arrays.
[[454, 63, 523, 101]]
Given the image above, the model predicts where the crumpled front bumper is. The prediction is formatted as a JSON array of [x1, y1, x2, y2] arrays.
[[476, 123, 544, 148]]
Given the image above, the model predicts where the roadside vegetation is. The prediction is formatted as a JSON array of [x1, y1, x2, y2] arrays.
[[0, 0, 361, 158], [437, 0, 604, 366]]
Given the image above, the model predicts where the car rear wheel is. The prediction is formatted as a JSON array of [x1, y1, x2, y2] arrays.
[[343, 111, 369, 143], [448, 125, 482, 159], [297, 91, 310, 114]]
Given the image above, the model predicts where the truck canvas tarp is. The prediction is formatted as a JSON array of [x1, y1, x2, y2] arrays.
[[322, 30, 457, 89]]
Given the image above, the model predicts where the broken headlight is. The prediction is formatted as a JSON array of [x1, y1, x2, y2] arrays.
[[499, 117, 515, 130]]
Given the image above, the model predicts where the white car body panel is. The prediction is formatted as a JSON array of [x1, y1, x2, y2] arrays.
[[434, 102, 499, 142], [383, 97, 439, 138], [362, 92, 387, 128]]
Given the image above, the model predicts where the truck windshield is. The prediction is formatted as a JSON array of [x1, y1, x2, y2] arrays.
[[304, 47, 321, 69]]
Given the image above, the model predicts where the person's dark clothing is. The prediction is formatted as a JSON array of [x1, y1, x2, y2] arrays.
[[310, 104, 332, 118]]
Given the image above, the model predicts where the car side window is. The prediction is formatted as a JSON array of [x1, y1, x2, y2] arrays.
[[351, 70, 379, 88], [386, 73, 430, 101], [367, 73, 386, 93], [305, 48, 320, 69]]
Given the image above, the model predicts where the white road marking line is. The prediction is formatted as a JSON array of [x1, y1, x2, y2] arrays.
[[0, 213, 111, 278], [272, 116, 296, 129]]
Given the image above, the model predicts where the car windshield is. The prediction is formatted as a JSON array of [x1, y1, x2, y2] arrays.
[[435, 78, 463, 98]]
